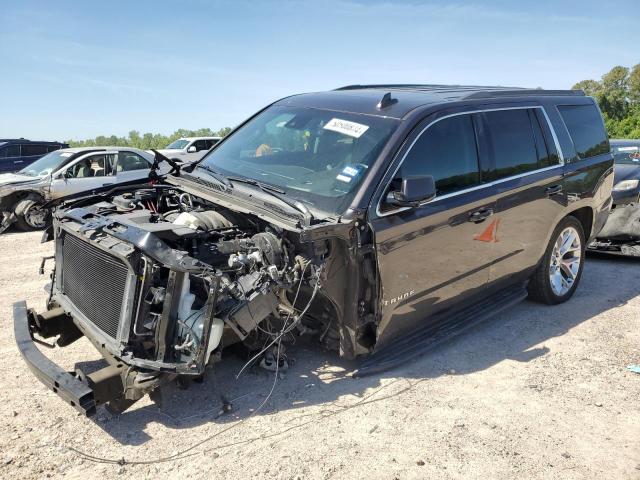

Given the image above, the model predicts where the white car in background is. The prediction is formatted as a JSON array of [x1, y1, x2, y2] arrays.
[[0, 147, 161, 233], [155, 136, 221, 162]]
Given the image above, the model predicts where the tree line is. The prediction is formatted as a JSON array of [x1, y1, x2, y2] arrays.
[[573, 64, 640, 139], [67, 127, 232, 149]]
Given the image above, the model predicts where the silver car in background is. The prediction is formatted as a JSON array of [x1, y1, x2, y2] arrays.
[[0, 147, 157, 233]]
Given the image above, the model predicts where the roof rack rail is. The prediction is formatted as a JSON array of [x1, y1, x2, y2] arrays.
[[463, 89, 585, 99], [334, 84, 585, 98], [335, 84, 512, 92]]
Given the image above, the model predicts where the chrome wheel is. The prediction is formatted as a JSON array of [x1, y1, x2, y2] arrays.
[[549, 226, 582, 296], [23, 203, 48, 229]]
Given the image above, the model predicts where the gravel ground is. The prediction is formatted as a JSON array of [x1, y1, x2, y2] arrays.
[[0, 229, 639, 480]]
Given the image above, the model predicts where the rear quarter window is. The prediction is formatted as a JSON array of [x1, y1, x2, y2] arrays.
[[557, 104, 609, 160]]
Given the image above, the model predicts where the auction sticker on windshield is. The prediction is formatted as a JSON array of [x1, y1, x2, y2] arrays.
[[324, 118, 369, 138]]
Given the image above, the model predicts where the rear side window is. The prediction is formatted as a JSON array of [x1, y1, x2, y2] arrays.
[[47, 145, 61, 152], [117, 152, 149, 171], [5, 145, 20, 157], [399, 114, 480, 196], [192, 140, 208, 151], [558, 104, 609, 159], [21, 144, 48, 156], [480, 109, 539, 180]]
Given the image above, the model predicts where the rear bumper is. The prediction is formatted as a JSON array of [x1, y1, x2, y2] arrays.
[[13, 301, 96, 416]]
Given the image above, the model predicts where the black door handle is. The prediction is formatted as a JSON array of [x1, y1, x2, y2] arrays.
[[468, 208, 494, 223], [545, 185, 563, 196]]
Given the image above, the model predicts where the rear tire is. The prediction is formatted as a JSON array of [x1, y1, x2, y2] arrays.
[[528, 216, 585, 305], [14, 195, 50, 231]]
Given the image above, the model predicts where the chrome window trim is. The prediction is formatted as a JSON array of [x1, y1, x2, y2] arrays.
[[375, 105, 566, 218]]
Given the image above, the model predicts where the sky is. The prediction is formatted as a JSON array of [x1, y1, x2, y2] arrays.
[[1, 0, 638, 141]]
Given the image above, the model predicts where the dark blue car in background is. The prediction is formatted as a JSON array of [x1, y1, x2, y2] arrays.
[[0, 139, 68, 174]]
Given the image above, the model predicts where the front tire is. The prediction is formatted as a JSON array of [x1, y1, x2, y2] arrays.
[[528, 216, 585, 305], [14, 195, 51, 231]]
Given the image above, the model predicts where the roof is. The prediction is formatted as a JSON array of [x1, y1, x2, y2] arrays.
[[180, 136, 222, 141], [58, 146, 153, 156], [0, 139, 66, 144], [276, 84, 586, 120]]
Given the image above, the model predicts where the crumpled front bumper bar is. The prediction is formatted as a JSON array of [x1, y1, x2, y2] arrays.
[[13, 301, 97, 416]]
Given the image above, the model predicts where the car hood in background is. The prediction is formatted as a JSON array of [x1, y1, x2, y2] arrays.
[[614, 163, 640, 183], [154, 149, 186, 158], [0, 173, 47, 188]]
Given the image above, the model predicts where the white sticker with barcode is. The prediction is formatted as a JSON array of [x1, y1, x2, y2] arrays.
[[324, 118, 369, 138]]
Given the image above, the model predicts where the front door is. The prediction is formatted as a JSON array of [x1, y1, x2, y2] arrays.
[[50, 152, 117, 199], [370, 112, 500, 349]]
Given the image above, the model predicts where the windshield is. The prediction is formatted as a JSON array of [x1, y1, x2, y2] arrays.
[[19, 150, 74, 177], [613, 145, 640, 165], [198, 106, 399, 215], [166, 139, 190, 150]]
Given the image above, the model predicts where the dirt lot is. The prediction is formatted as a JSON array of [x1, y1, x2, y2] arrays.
[[0, 229, 639, 480]]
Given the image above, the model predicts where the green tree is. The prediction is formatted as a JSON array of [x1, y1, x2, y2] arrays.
[[67, 126, 232, 149], [573, 63, 640, 138]]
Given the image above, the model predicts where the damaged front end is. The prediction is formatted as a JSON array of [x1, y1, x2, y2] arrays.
[[15, 183, 378, 415]]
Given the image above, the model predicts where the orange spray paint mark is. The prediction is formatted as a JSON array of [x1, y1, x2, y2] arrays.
[[474, 218, 500, 243]]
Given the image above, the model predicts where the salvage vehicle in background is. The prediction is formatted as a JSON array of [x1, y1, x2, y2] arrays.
[[14, 85, 613, 415], [156, 136, 221, 162], [0, 147, 157, 233], [587, 139, 640, 255], [0, 139, 68, 173]]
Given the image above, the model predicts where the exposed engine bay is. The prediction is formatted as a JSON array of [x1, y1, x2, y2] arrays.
[[25, 182, 377, 414]]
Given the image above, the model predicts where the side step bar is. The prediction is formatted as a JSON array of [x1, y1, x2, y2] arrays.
[[354, 284, 528, 377]]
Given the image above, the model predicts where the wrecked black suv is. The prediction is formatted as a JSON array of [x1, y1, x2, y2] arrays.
[[15, 85, 613, 415]]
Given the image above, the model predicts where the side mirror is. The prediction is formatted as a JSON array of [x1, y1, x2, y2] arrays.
[[187, 145, 197, 153], [387, 176, 436, 208]]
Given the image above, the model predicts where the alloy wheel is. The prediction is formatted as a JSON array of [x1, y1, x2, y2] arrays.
[[23, 203, 49, 229], [549, 226, 582, 296]]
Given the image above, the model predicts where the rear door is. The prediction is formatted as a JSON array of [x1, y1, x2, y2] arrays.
[[0, 145, 11, 173], [477, 107, 567, 287], [370, 111, 501, 347], [114, 151, 151, 184], [1, 144, 22, 173]]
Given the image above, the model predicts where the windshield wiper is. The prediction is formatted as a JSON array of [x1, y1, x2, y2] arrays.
[[195, 164, 232, 190], [226, 175, 313, 222]]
